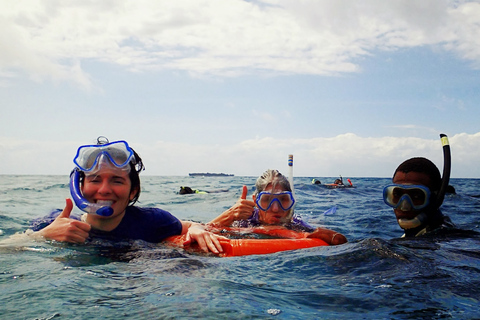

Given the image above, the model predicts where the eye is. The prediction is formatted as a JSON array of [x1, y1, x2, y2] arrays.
[[392, 188, 402, 200], [112, 177, 127, 184], [409, 190, 425, 204], [86, 176, 101, 183]]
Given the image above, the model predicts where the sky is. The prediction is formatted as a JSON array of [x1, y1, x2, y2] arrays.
[[1, 0, 480, 178]]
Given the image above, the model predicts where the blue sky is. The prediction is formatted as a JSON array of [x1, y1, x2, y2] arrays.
[[1, 0, 480, 178]]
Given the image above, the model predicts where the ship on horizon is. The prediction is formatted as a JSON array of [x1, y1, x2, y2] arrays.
[[189, 172, 234, 177]]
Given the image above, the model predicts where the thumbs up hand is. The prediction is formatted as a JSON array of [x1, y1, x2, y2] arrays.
[[37, 199, 91, 243], [232, 185, 256, 220], [208, 185, 255, 227]]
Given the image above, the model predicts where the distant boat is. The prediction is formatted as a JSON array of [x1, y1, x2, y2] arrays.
[[189, 172, 234, 177]]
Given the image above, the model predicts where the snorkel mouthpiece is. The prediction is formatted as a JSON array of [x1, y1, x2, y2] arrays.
[[69, 168, 114, 216], [397, 212, 427, 230]]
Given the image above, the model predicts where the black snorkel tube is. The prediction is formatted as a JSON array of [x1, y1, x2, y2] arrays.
[[434, 133, 451, 209]]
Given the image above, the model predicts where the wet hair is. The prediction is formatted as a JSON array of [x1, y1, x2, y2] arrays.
[[393, 157, 441, 192], [128, 148, 144, 205], [254, 169, 292, 196]]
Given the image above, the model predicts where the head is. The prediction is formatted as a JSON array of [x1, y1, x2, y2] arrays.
[[71, 137, 144, 217], [253, 169, 295, 225], [179, 186, 194, 194], [386, 157, 442, 231]]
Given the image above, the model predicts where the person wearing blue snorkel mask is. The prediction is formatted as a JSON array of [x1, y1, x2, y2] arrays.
[[384, 157, 456, 238], [28, 137, 225, 254], [209, 169, 347, 245]]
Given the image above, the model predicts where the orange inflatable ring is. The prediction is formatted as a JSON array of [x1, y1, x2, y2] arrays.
[[165, 227, 329, 257]]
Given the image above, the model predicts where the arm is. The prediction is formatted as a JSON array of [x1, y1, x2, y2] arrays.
[[209, 185, 255, 227], [33, 199, 91, 244], [181, 221, 227, 254], [306, 227, 348, 245]]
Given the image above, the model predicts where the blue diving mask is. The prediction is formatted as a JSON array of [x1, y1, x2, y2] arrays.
[[383, 184, 431, 211], [256, 191, 295, 211], [73, 140, 134, 172], [70, 139, 135, 216]]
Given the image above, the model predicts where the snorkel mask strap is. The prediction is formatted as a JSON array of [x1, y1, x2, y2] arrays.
[[69, 168, 114, 217], [434, 134, 451, 209]]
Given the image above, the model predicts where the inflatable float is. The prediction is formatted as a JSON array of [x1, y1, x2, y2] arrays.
[[167, 155, 327, 257], [165, 227, 329, 257]]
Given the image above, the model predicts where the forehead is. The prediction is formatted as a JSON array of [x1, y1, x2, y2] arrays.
[[85, 168, 130, 179], [393, 171, 431, 187], [264, 181, 287, 192]]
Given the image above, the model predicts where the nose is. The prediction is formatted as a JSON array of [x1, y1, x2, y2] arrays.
[[270, 200, 280, 212], [398, 197, 412, 211], [97, 180, 113, 194]]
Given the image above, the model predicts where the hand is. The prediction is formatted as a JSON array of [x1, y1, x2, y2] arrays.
[[229, 185, 256, 220], [208, 185, 255, 227], [184, 224, 228, 254], [37, 199, 91, 243], [307, 227, 347, 245]]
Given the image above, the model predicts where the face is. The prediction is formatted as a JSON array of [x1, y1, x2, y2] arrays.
[[392, 171, 431, 222], [255, 183, 293, 225], [81, 168, 137, 219]]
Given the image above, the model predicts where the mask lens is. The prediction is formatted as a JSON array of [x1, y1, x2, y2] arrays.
[[256, 192, 295, 211], [383, 185, 430, 210], [74, 141, 134, 171]]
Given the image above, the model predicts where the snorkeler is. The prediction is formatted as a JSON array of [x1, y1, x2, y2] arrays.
[[178, 186, 228, 194], [28, 137, 225, 253], [383, 134, 455, 237], [179, 186, 207, 194], [209, 169, 347, 245]]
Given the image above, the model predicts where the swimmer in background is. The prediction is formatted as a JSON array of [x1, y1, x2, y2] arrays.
[[333, 177, 344, 185], [383, 157, 456, 237], [179, 186, 229, 195], [209, 169, 347, 245], [179, 186, 208, 194], [27, 137, 225, 254]]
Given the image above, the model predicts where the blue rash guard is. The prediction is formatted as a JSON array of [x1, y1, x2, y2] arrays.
[[231, 208, 315, 232], [30, 206, 183, 243]]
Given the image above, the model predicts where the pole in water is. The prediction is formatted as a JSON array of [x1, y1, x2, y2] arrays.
[[288, 154, 295, 198]]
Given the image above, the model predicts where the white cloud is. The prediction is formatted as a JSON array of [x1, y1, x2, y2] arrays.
[[1, 0, 479, 87]]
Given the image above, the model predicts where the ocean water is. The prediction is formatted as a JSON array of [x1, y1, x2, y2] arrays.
[[1, 175, 479, 319]]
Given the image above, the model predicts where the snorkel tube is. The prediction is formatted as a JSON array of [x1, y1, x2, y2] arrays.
[[288, 154, 295, 199], [69, 168, 114, 216], [287, 154, 297, 214], [434, 133, 451, 208], [397, 134, 451, 230]]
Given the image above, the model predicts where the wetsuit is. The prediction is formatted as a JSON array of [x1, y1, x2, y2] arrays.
[[402, 209, 456, 238]]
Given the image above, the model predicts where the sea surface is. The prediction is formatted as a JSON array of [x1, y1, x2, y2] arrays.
[[1, 175, 479, 319]]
